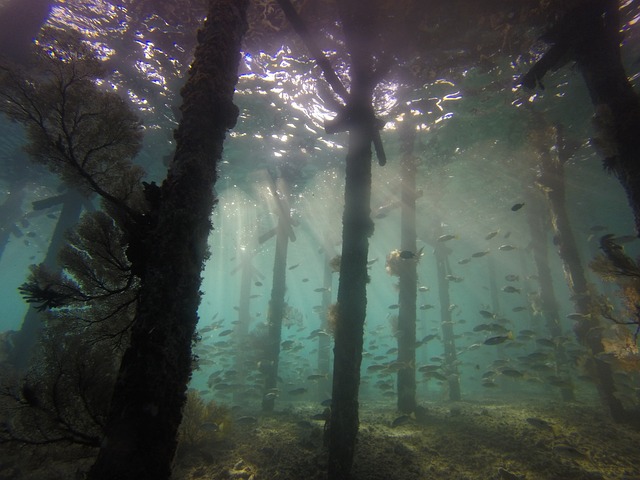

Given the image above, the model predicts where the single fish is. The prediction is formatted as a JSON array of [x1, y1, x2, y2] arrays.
[[367, 364, 387, 372], [418, 364, 442, 372], [288, 387, 308, 395], [511, 202, 525, 211], [437, 234, 457, 242], [421, 334, 439, 343], [485, 230, 500, 240], [536, 338, 555, 348], [201, 422, 220, 432], [522, 352, 549, 362], [236, 416, 258, 425], [472, 250, 490, 258], [307, 329, 330, 339], [391, 415, 412, 427], [385, 360, 412, 372], [552, 444, 587, 459], [281, 340, 295, 350], [526, 417, 553, 431], [502, 286, 521, 294], [425, 371, 447, 381], [498, 244, 516, 251], [311, 409, 330, 421], [373, 200, 401, 219], [445, 275, 464, 282], [484, 332, 513, 345], [497, 467, 524, 480], [399, 246, 425, 260]]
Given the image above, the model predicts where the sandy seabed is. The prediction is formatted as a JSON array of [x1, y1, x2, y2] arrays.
[[4, 399, 640, 480]]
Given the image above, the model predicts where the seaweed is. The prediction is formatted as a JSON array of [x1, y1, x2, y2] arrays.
[[590, 234, 640, 345], [176, 390, 231, 460]]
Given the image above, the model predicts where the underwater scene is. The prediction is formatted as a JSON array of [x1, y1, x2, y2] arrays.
[[2, 0, 640, 479]]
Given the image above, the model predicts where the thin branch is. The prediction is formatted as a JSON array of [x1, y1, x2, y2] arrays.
[[275, 0, 387, 165], [275, 0, 349, 101]]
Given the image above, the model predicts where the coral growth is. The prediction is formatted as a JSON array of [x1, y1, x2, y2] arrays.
[[283, 305, 304, 329], [326, 303, 339, 335], [330, 255, 341, 273], [176, 390, 231, 458], [590, 234, 640, 361], [385, 249, 422, 277], [385, 250, 403, 277], [0, 325, 116, 447], [601, 325, 640, 372]]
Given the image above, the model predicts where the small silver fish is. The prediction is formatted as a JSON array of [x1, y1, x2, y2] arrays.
[[437, 234, 457, 242], [501, 286, 521, 293]]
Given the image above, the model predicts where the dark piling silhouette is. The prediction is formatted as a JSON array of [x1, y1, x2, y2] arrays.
[[524, 186, 575, 401], [317, 232, 335, 397], [88, 1, 249, 478], [262, 174, 293, 412], [433, 229, 461, 401], [521, 0, 640, 236], [396, 122, 418, 413], [532, 123, 627, 422], [10, 190, 87, 370], [273, 1, 387, 476]]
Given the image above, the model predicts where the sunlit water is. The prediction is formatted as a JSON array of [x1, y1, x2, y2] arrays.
[[1, 0, 640, 417]]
